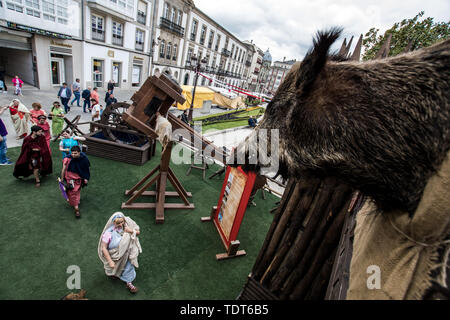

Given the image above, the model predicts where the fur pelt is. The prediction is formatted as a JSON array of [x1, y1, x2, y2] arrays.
[[236, 28, 450, 214]]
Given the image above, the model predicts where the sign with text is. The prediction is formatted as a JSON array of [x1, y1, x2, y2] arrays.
[[213, 166, 256, 250]]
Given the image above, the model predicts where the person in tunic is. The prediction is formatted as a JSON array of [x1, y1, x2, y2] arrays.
[[7, 99, 30, 139], [13, 125, 52, 187], [60, 145, 90, 218], [30, 102, 46, 125], [0, 106, 12, 165], [59, 130, 86, 159], [37, 115, 51, 151], [98, 212, 142, 293], [49, 101, 65, 138]]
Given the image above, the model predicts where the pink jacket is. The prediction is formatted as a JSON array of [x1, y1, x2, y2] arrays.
[[12, 78, 23, 87]]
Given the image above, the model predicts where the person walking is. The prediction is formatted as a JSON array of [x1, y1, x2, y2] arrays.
[[59, 130, 86, 159], [58, 83, 72, 113], [49, 101, 65, 138], [106, 93, 117, 107], [30, 102, 46, 125], [12, 75, 24, 96], [81, 86, 91, 113], [98, 212, 142, 293], [60, 145, 90, 218], [90, 87, 99, 105], [0, 106, 12, 165], [0, 70, 7, 93], [70, 79, 81, 107], [13, 125, 52, 187], [107, 80, 115, 93], [91, 98, 102, 122], [7, 99, 30, 140]]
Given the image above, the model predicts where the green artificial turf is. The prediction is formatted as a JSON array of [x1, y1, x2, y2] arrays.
[[193, 108, 265, 133], [0, 141, 278, 300]]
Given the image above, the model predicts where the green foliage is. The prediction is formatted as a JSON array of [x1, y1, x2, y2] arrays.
[[362, 11, 450, 61]]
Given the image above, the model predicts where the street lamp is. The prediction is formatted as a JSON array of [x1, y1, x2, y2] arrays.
[[188, 55, 207, 122]]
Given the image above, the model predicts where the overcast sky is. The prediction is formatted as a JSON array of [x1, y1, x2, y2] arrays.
[[193, 0, 449, 62]]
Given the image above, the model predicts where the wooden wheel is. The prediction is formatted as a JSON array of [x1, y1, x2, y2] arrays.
[[100, 102, 148, 146]]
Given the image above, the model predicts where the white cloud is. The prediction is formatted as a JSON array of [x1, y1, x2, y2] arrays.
[[193, 0, 449, 61]]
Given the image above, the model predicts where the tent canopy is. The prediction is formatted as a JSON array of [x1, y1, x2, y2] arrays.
[[176, 85, 245, 110]]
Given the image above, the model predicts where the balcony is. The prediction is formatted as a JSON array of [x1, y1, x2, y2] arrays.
[[112, 34, 123, 46], [190, 33, 196, 41], [160, 17, 185, 38], [92, 28, 105, 42], [137, 11, 146, 25], [245, 60, 251, 67], [135, 41, 144, 52], [222, 48, 231, 57], [199, 37, 205, 45]]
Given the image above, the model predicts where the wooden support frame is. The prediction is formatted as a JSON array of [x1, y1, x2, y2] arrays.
[[121, 141, 194, 224], [186, 149, 210, 180], [52, 115, 87, 141]]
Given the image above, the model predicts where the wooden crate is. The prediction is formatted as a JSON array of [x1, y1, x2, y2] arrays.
[[83, 131, 155, 166]]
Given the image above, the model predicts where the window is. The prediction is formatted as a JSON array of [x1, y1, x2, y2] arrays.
[[91, 14, 105, 41], [112, 21, 123, 46], [170, 7, 175, 22], [137, 0, 147, 25], [173, 44, 178, 61], [160, 40, 165, 58], [164, 2, 169, 19], [208, 31, 214, 49], [199, 25, 206, 45], [190, 20, 197, 41], [166, 42, 172, 60], [187, 47, 193, 62], [7, 1, 23, 12], [93, 59, 104, 88], [177, 10, 182, 26], [43, 13, 55, 21], [42, 0, 54, 14], [135, 29, 144, 51], [215, 35, 221, 51], [25, 0, 38, 9]]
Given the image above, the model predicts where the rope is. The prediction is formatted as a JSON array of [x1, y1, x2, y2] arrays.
[[388, 215, 450, 248]]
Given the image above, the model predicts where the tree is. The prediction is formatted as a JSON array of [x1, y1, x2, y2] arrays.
[[362, 11, 450, 61]]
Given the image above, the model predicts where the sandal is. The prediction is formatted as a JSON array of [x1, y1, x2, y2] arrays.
[[75, 208, 81, 218], [126, 282, 138, 294], [35, 181, 41, 188]]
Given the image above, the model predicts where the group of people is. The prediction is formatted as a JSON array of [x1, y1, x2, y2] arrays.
[[57, 79, 115, 122], [1, 80, 141, 294]]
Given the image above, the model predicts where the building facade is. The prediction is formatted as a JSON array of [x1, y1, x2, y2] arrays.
[[265, 58, 296, 95], [0, 0, 153, 90], [1, 0, 270, 92]]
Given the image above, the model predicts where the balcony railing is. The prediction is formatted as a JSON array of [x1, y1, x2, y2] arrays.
[[199, 37, 205, 45], [245, 60, 251, 67], [112, 34, 123, 46], [135, 41, 144, 52], [160, 17, 185, 37], [190, 33, 196, 41], [137, 11, 146, 25], [222, 48, 231, 57], [92, 28, 105, 42]]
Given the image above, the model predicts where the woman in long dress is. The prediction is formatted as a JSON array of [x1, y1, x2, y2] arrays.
[[30, 102, 46, 125], [49, 101, 64, 138], [7, 99, 30, 139], [98, 212, 142, 293]]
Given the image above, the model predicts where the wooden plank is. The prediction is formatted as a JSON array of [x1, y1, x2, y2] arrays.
[[156, 172, 167, 223], [121, 113, 158, 139], [121, 203, 195, 209], [167, 170, 190, 206], [216, 250, 246, 260], [125, 190, 192, 197], [125, 165, 160, 195], [125, 173, 160, 205]]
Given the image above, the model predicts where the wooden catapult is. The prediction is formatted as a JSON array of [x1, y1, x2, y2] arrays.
[[121, 73, 229, 223]]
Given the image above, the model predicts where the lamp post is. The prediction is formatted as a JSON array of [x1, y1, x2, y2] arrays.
[[188, 55, 207, 122]]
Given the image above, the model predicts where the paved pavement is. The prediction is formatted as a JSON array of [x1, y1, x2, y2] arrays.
[[0, 83, 233, 148]]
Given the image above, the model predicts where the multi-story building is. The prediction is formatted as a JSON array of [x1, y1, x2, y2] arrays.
[[179, 5, 248, 90], [258, 49, 272, 94], [0, 0, 153, 90], [242, 40, 263, 92], [0, 0, 267, 92], [83, 0, 153, 89], [150, 0, 192, 82], [0, 0, 82, 89], [265, 58, 296, 94]]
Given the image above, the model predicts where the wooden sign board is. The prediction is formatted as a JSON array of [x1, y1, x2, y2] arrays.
[[202, 166, 256, 260]]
